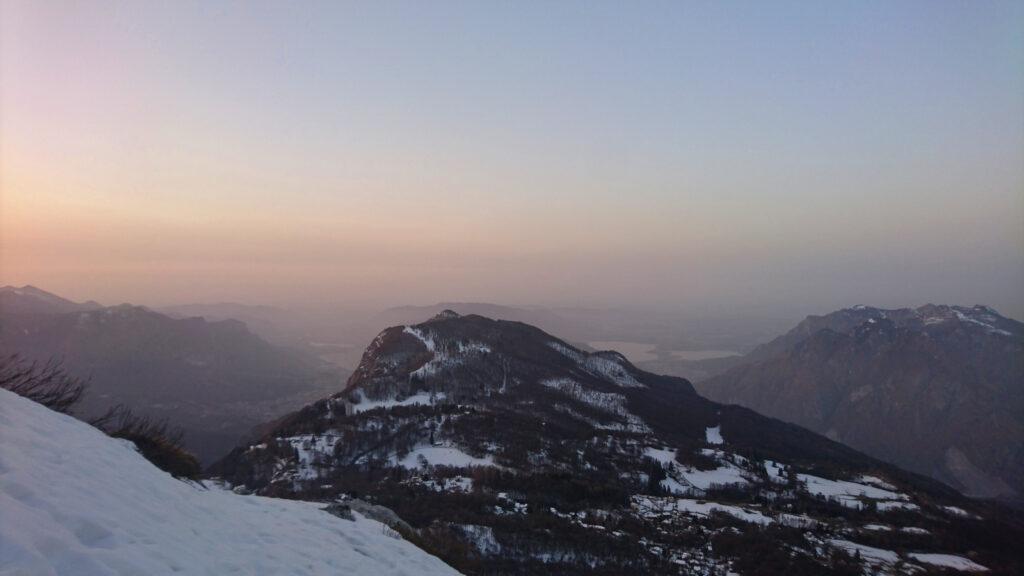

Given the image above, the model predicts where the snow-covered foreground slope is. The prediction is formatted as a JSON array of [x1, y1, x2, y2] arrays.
[[0, 389, 460, 576]]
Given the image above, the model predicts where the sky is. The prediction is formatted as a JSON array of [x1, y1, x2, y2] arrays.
[[2, 1, 1022, 318]]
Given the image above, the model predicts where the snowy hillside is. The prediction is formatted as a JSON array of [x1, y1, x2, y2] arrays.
[[0, 388, 459, 576], [216, 312, 1020, 575]]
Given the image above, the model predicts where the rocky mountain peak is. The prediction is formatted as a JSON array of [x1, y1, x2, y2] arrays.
[[340, 314, 658, 415], [699, 304, 1024, 501]]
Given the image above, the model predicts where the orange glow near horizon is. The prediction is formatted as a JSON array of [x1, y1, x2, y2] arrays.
[[2, 1, 1022, 316]]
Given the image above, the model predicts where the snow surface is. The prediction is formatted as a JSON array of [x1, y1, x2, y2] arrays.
[[285, 432, 342, 480], [704, 425, 723, 445], [943, 505, 978, 518], [352, 391, 439, 414], [798, 473, 908, 508], [828, 539, 899, 564], [952, 309, 1012, 336], [877, 500, 920, 512], [677, 463, 748, 491], [0, 389, 460, 576], [633, 496, 772, 525], [644, 447, 677, 466], [855, 475, 897, 491], [402, 326, 491, 381], [403, 326, 437, 352], [764, 460, 788, 484], [392, 445, 494, 469], [909, 553, 989, 572], [643, 447, 749, 493], [547, 341, 644, 388], [543, 378, 649, 432]]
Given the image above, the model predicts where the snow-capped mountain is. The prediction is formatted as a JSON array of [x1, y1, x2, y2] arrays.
[[697, 305, 1024, 500], [214, 311, 1021, 575], [0, 387, 459, 575]]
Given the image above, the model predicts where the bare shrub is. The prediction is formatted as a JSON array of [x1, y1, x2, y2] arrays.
[[0, 354, 86, 414], [91, 404, 201, 480]]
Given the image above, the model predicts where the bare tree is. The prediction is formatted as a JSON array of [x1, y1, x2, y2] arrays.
[[0, 354, 87, 414]]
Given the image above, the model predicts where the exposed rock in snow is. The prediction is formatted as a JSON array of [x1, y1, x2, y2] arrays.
[[0, 389, 459, 576]]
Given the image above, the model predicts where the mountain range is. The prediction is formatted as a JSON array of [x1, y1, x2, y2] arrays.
[[697, 305, 1024, 500], [0, 286, 348, 463], [214, 311, 1021, 575]]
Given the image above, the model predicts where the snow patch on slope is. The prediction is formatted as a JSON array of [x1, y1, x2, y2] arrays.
[[393, 445, 495, 469], [547, 342, 644, 388], [542, 378, 649, 432], [704, 425, 723, 445], [828, 539, 899, 565], [352, 391, 440, 414], [798, 473, 908, 509], [0, 389, 459, 576], [404, 325, 491, 381], [403, 326, 437, 352], [910, 553, 988, 572], [643, 447, 750, 493], [633, 495, 772, 525]]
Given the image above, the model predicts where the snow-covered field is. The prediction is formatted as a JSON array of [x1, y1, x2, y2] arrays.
[[828, 539, 899, 565], [797, 473, 909, 508], [392, 445, 494, 469], [644, 446, 750, 493], [909, 553, 989, 572], [704, 425, 723, 445], [352, 390, 438, 414], [0, 389, 460, 576], [632, 495, 772, 525]]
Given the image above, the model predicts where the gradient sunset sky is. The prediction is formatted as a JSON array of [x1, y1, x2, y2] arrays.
[[2, 1, 1022, 317]]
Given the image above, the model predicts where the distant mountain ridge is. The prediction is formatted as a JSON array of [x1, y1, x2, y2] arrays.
[[698, 304, 1024, 500], [0, 284, 102, 315], [214, 311, 1022, 575], [0, 286, 348, 464]]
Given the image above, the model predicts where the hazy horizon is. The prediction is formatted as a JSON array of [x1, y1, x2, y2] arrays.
[[3, 1, 1022, 319]]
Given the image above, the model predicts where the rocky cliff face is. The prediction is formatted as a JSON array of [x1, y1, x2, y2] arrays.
[[215, 311, 1021, 575], [698, 305, 1024, 500]]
